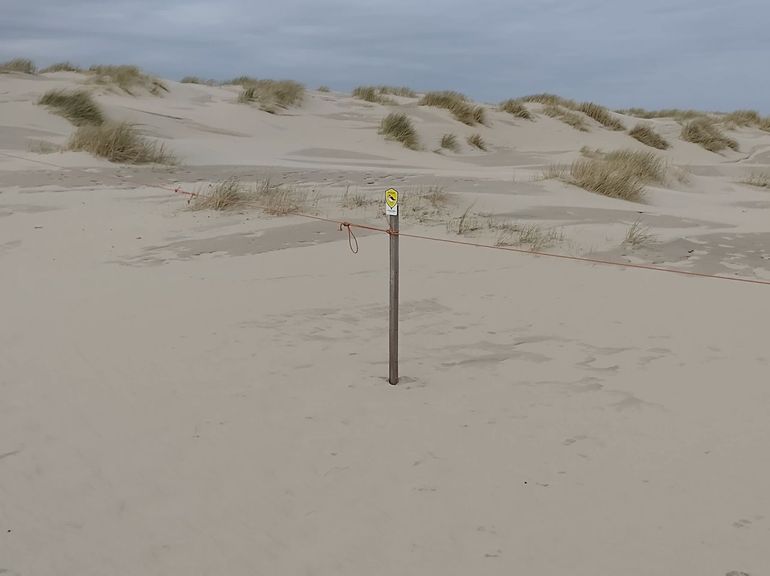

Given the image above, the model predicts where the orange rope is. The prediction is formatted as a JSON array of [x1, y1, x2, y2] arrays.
[[160, 182, 770, 287]]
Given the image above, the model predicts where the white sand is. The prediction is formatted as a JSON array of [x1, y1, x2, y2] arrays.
[[2, 71, 770, 575]]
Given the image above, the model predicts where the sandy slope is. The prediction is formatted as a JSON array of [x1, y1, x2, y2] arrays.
[[1, 70, 770, 576]]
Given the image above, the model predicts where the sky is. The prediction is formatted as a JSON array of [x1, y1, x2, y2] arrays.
[[2, 0, 769, 112]]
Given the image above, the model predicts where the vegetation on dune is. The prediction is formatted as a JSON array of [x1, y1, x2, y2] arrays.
[[379, 112, 419, 150], [629, 123, 670, 150], [617, 108, 707, 121], [0, 58, 36, 74], [40, 62, 82, 73], [577, 102, 625, 131], [568, 149, 665, 202], [723, 110, 762, 127], [542, 105, 589, 131], [467, 133, 487, 151], [518, 93, 577, 108], [317, 85, 331, 92], [419, 91, 486, 126], [376, 85, 417, 97], [499, 99, 533, 120], [68, 121, 175, 164], [624, 220, 656, 248], [352, 86, 396, 105], [742, 172, 770, 188], [180, 76, 216, 85], [38, 89, 104, 126], [439, 133, 460, 152], [88, 65, 168, 95], [223, 75, 259, 86], [191, 178, 309, 214], [681, 118, 739, 152], [237, 80, 305, 113]]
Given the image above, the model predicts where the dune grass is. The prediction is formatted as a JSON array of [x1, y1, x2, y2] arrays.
[[577, 102, 625, 131], [379, 113, 419, 150], [519, 93, 577, 108], [0, 58, 36, 74], [40, 62, 82, 73], [377, 85, 417, 97], [237, 80, 305, 113], [352, 86, 395, 105], [69, 122, 174, 164], [624, 220, 656, 248], [439, 133, 460, 152], [419, 91, 486, 126], [192, 178, 308, 214], [224, 76, 258, 86], [467, 133, 487, 151], [723, 110, 762, 127], [500, 99, 533, 120], [494, 221, 564, 251], [191, 178, 246, 210], [568, 149, 665, 202], [180, 76, 216, 85], [88, 65, 168, 95], [617, 108, 708, 121], [681, 118, 739, 152], [742, 172, 770, 188], [629, 123, 670, 150], [317, 85, 331, 92], [543, 105, 588, 131], [38, 89, 104, 126]]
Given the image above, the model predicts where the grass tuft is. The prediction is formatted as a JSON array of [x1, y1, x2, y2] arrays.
[[237, 80, 305, 113], [69, 122, 175, 164], [439, 133, 460, 152], [419, 91, 485, 125], [618, 108, 707, 121], [88, 65, 168, 95], [500, 99, 533, 120], [224, 76, 258, 86], [191, 178, 246, 210], [40, 62, 82, 73], [352, 86, 395, 104], [577, 102, 625, 130], [38, 90, 104, 126], [519, 93, 577, 108], [543, 105, 588, 131], [467, 133, 487, 151], [741, 172, 770, 188], [0, 58, 36, 74], [180, 76, 216, 85], [379, 113, 419, 150], [629, 123, 670, 150], [192, 178, 308, 214], [494, 221, 563, 251], [624, 220, 656, 248], [568, 149, 665, 202], [317, 85, 331, 92], [681, 118, 739, 152], [723, 110, 762, 127], [376, 85, 417, 98]]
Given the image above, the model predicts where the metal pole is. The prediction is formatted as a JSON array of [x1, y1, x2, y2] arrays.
[[388, 211, 399, 385]]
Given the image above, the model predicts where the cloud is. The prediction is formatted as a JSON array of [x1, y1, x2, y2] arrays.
[[2, 0, 768, 111]]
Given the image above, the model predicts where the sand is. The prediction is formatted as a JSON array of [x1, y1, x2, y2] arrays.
[[2, 71, 770, 576]]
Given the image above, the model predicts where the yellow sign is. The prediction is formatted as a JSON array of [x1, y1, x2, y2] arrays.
[[386, 188, 398, 209]]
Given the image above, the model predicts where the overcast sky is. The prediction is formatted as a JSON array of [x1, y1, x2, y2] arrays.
[[2, 0, 769, 112]]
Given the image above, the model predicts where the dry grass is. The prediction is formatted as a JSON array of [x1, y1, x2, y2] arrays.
[[27, 140, 61, 154], [379, 113, 419, 150], [377, 85, 417, 98], [224, 76, 258, 86], [741, 172, 770, 188], [447, 204, 483, 235], [500, 99, 533, 120], [40, 62, 82, 73], [539, 164, 568, 180], [629, 124, 670, 150], [422, 185, 449, 208], [317, 85, 331, 92], [723, 110, 762, 127], [618, 108, 708, 121], [439, 133, 460, 152], [494, 221, 563, 251], [568, 149, 665, 202], [519, 93, 577, 108], [352, 86, 395, 105], [68, 122, 175, 164], [543, 105, 588, 131], [419, 91, 486, 125], [339, 186, 371, 209], [624, 220, 656, 248], [760, 118, 770, 133], [681, 118, 739, 152], [38, 90, 104, 126], [238, 80, 305, 113], [467, 133, 487, 151], [180, 76, 216, 85], [191, 178, 308, 214], [88, 65, 168, 95], [577, 102, 625, 131], [0, 58, 36, 74]]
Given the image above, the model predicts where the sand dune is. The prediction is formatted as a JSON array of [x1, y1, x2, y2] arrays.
[[2, 69, 770, 575]]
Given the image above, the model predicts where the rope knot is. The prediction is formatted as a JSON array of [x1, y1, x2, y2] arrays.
[[339, 222, 359, 254]]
